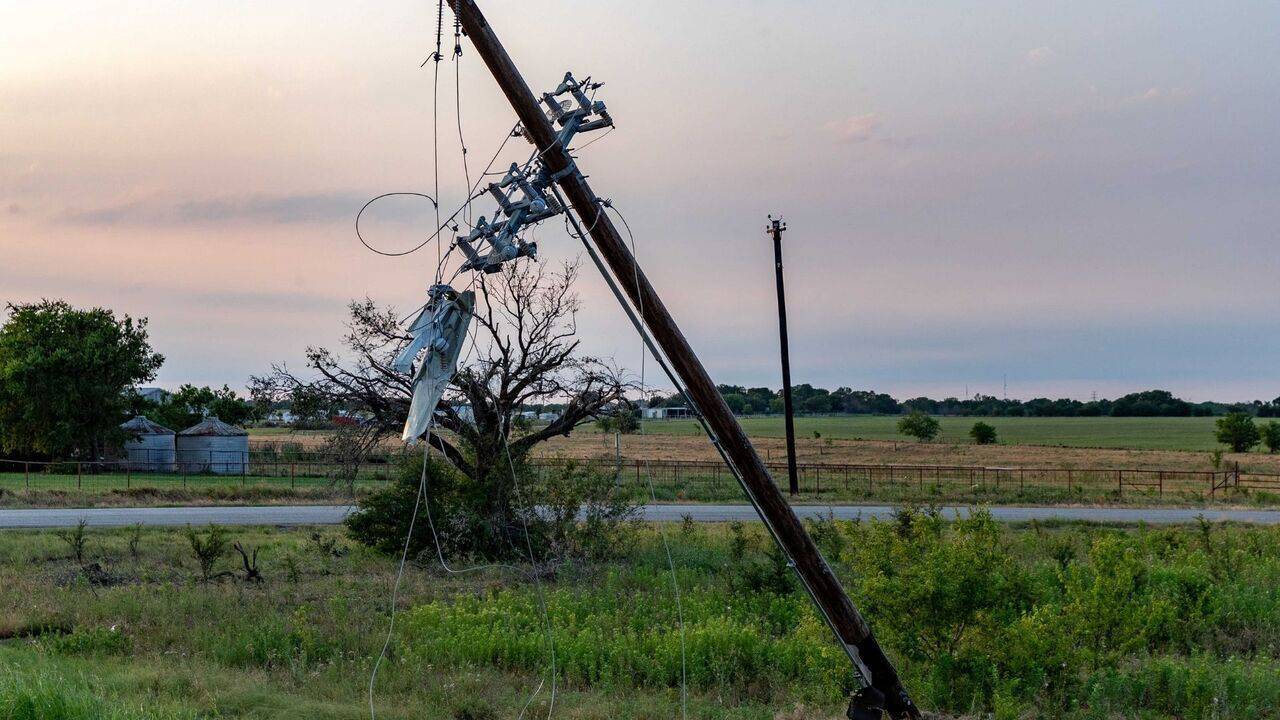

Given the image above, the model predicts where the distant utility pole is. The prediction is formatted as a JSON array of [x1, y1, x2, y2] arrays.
[[769, 216, 799, 496]]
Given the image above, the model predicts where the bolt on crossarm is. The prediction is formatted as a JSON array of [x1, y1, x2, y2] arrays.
[[445, 1, 921, 716]]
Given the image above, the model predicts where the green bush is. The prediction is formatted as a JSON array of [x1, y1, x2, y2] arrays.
[[44, 626, 131, 656], [345, 454, 637, 563], [1262, 420, 1280, 453], [897, 411, 940, 442], [1215, 412, 1260, 452], [969, 421, 998, 444]]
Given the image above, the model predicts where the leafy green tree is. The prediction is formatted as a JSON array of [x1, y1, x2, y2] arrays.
[[1262, 421, 1280, 454], [144, 384, 257, 430], [897, 410, 941, 442], [969, 421, 998, 445], [1214, 412, 1260, 453], [0, 300, 163, 458]]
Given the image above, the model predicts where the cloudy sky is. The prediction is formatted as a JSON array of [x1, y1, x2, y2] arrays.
[[3, 1, 1277, 401]]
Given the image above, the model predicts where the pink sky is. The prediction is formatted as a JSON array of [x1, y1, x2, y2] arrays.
[[3, 1, 1277, 401]]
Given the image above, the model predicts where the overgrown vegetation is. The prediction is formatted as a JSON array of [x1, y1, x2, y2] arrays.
[[345, 454, 636, 562], [2, 519, 1280, 718]]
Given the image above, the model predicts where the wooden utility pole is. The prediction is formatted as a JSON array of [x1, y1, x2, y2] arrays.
[[446, 2, 919, 716], [769, 216, 800, 496]]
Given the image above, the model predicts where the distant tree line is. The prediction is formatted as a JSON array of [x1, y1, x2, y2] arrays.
[[645, 386, 1280, 419]]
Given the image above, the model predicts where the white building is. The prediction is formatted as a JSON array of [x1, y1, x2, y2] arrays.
[[642, 406, 691, 420]]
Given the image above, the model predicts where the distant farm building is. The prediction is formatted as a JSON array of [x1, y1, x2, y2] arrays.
[[642, 406, 690, 420], [120, 416, 176, 471], [176, 417, 249, 475], [135, 387, 171, 404]]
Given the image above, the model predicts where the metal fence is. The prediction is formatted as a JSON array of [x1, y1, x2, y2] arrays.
[[0, 453, 399, 491], [541, 458, 1253, 501], [2, 453, 1272, 501]]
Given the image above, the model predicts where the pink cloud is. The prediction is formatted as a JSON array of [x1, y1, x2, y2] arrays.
[[824, 113, 882, 143]]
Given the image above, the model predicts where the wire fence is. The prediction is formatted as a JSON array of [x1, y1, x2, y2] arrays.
[[538, 458, 1263, 503], [3, 452, 1275, 504], [0, 452, 400, 492]]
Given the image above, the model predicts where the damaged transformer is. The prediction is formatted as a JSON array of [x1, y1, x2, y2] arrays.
[[395, 284, 475, 444]]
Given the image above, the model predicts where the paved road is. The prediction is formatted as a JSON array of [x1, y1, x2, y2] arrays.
[[2, 504, 1280, 528]]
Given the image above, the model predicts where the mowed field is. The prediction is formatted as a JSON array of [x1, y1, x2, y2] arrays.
[[614, 415, 1226, 450], [251, 415, 1280, 476]]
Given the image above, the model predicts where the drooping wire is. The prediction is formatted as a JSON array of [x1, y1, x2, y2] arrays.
[[431, 0, 446, 269], [552, 187, 687, 718], [615, 202, 688, 720], [501, 434, 558, 720], [368, 418, 433, 720], [452, 15, 473, 230], [355, 123, 518, 258]]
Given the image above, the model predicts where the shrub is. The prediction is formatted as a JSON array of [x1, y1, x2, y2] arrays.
[[54, 519, 89, 565], [184, 524, 229, 581], [1215, 412, 1260, 452], [969, 421, 998, 445], [897, 411, 940, 442], [46, 625, 131, 655], [346, 454, 637, 563], [1263, 420, 1280, 454]]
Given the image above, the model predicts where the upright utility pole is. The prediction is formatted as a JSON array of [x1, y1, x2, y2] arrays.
[[769, 216, 799, 496], [446, 2, 919, 717]]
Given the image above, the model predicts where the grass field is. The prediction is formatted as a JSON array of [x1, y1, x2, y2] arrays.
[[251, 415, 1235, 452], [2, 517, 1279, 718], [626, 415, 1229, 451]]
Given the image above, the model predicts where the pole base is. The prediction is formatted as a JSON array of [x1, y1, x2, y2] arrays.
[[847, 686, 886, 720]]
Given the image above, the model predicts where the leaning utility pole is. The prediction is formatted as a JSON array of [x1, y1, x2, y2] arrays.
[[446, 2, 920, 716], [768, 216, 800, 496]]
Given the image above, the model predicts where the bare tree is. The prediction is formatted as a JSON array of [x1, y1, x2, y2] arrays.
[[251, 259, 633, 486]]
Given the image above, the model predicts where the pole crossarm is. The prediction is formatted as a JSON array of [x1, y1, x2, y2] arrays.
[[446, 2, 920, 716]]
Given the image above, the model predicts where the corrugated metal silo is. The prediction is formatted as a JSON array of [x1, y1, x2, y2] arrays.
[[176, 416, 249, 475], [120, 416, 176, 472]]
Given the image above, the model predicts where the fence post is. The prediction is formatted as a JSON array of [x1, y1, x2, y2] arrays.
[[242, 451, 247, 487], [1020, 469, 1025, 492], [918, 467, 923, 492], [291, 463, 296, 489], [1235, 462, 1241, 488], [1117, 469, 1122, 496], [77, 462, 82, 489], [126, 464, 131, 490], [1158, 471, 1164, 497]]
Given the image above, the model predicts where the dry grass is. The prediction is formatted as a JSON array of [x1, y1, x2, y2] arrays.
[[537, 433, 1280, 474]]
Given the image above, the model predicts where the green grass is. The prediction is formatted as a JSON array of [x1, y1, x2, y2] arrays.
[[2, 519, 1280, 718], [634, 415, 1227, 450]]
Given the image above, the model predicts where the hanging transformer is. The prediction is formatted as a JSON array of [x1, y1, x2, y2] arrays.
[[395, 284, 475, 444]]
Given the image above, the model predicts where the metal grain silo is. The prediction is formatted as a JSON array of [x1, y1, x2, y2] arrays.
[[176, 417, 249, 475], [120, 416, 176, 472]]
